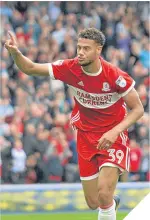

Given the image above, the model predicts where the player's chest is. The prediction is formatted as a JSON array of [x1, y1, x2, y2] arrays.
[[69, 73, 115, 94]]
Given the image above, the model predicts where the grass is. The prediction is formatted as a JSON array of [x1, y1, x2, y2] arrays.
[[1, 212, 128, 220]]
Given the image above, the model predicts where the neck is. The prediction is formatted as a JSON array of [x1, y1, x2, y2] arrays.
[[82, 58, 101, 74]]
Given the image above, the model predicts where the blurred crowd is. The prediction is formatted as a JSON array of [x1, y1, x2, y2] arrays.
[[0, 1, 149, 184]]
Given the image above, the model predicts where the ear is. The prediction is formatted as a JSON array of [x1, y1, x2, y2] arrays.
[[97, 45, 102, 55]]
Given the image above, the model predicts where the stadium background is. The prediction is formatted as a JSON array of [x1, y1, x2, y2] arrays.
[[0, 1, 149, 218]]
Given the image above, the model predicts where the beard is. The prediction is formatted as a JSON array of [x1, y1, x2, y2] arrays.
[[78, 60, 93, 67]]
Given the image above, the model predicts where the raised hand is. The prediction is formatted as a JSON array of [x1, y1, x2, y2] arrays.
[[4, 31, 19, 56], [4, 31, 49, 76]]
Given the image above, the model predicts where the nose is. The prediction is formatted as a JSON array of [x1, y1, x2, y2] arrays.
[[78, 47, 84, 56], [78, 50, 84, 57]]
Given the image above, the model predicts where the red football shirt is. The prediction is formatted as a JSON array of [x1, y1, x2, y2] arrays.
[[48, 57, 135, 133]]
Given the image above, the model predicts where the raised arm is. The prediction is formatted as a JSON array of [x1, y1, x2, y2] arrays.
[[5, 31, 49, 76]]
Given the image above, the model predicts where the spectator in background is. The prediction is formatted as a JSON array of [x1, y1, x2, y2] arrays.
[[140, 140, 150, 181], [9, 9, 25, 30], [129, 139, 142, 181], [0, 136, 12, 183], [10, 138, 27, 184], [52, 21, 66, 47], [116, 32, 131, 54], [48, 2, 61, 23], [1, 60, 9, 80], [139, 40, 150, 69], [23, 13, 41, 44], [0, 98, 14, 119], [26, 153, 45, 183], [104, 26, 116, 48], [137, 83, 149, 112], [0, 117, 10, 137], [1, 2, 13, 18], [23, 123, 37, 156]]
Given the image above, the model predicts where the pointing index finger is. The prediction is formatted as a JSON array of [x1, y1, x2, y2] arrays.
[[8, 31, 17, 44]]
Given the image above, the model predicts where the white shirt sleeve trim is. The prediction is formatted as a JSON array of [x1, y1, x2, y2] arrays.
[[119, 80, 135, 97], [48, 63, 55, 79]]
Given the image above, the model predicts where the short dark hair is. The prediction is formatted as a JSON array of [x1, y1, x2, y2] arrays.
[[78, 28, 106, 46]]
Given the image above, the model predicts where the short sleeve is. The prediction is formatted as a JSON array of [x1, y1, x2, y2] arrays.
[[115, 67, 135, 97], [48, 59, 70, 83]]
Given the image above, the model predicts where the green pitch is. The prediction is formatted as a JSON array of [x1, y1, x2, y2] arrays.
[[1, 212, 127, 220]]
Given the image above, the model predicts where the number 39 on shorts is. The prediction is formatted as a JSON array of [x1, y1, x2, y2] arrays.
[[107, 149, 124, 164]]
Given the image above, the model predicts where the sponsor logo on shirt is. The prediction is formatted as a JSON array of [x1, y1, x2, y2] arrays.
[[70, 86, 121, 109], [102, 82, 111, 91], [77, 90, 112, 106], [116, 76, 127, 88]]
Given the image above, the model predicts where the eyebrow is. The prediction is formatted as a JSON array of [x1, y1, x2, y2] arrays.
[[77, 44, 91, 48]]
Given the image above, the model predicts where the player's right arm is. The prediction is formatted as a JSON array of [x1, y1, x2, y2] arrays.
[[5, 31, 49, 76]]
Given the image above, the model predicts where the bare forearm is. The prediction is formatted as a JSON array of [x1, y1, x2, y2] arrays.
[[114, 107, 144, 134], [11, 50, 35, 75], [10, 50, 49, 76]]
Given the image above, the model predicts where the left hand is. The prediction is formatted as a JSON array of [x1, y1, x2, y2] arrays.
[[97, 129, 120, 150]]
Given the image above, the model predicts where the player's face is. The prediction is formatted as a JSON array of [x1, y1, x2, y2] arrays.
[[77, 38, 101, 66]]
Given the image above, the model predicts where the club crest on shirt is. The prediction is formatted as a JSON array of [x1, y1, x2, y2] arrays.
[[102, 82, 111, 91], [116, 76, 127, 88]]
